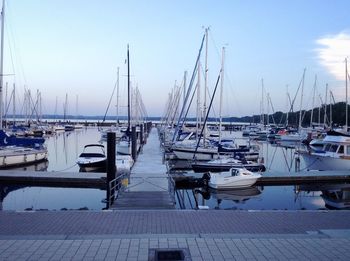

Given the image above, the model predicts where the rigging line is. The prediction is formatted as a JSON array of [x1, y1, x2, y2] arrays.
[[102, 72, 119, 123], [172, 33, 206, 142], [4, 22, 16, 82], [193, 72, 221, 159], [5, 0, 27, 85]]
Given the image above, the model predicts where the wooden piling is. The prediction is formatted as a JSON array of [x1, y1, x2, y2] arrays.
[[131, 126, 137, 161], [106, 132, 116, 208], [140, 124, 144, 145]]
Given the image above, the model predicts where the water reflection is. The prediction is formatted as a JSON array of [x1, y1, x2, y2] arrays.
[[194, 187, 262, 210], [297, 183, 350, 210]]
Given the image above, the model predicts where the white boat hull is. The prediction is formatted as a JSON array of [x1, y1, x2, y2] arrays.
[[209, 176, 260, 189], [301, 152, 350, 171], [0, 147, 48, 168], [208, 169, 261, 189], [172, 147, 218, 161]]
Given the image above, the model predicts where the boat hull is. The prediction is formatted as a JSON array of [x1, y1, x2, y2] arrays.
[[0, 148, 48, 169], [172, 147, 218, 161], [192, 162, 265, 173], [77, 158, 107, 171], [209, 175, 260, 189], [300, 152, 350, 171]]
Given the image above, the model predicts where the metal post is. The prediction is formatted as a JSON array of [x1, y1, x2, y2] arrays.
[[106, 132, 116, 208], [131, 126, 137, 161]]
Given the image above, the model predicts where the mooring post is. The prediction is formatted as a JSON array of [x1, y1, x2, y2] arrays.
[[143, 122, 148, 142], [131, 126, 137, 161], [140, 124, 144, 145], [106, 132, 116, 208]]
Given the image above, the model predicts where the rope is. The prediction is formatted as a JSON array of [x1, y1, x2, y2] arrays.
[[54, 163, 78, 172], [297, 157, 320, 172]]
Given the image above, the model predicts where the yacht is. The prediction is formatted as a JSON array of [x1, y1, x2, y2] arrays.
[[299, 130, 350, 171]]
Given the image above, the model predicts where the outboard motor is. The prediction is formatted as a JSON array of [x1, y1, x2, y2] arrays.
[[201, 172, 211, 186]]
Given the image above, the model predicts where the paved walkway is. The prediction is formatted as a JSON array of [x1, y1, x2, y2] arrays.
[[0, 210, 350, 260]]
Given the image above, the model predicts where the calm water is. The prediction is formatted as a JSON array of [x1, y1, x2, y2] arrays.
[[0, 128, 349, 211]]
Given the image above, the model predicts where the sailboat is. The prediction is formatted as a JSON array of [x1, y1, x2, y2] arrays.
[[117, 45, 132, 155], [0, 0, 48, 168]]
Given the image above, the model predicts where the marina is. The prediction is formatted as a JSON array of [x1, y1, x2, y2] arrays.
[[1, 126, 350, 212], [0, 1, 350, 260]]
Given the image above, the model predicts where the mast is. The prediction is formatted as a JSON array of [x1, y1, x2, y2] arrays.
[[127, 45, 131, 133], [183, 71, 187, 109], [310, 75, 317, 127], [219, 46, 225, 144], [286, 85, 289, 126], [116, 66, 119, 126], [346, 58, 348, 132], [323, 83, 328, 128], [196, 63, 201, 141], [261, 78, 264, 126], [203, 27, 208, 146], [298, 68, 306, 130], [12, 83, 15, 126], [0, 0, 5, 129]]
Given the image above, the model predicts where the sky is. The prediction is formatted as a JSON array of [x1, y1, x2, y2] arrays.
[[1, 0, 350, 118]]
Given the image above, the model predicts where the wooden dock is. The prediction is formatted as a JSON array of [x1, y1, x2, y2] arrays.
[[110, 128, 175, 210], [173, 170, 350, 188], [0, 170, 106, 189]]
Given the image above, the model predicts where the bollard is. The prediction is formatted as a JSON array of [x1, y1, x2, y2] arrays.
[[106, 132, 116, 208], [143, 122, 148, 143], [131, 126, 137, 161]]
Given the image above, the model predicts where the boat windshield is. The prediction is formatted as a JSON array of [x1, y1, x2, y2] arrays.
[[324, 144, 338, 152], [231, 169, 239, 176], [338, 145, 344, 154]]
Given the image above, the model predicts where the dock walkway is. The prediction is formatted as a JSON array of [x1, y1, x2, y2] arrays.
[[111, 128, 175, 209]]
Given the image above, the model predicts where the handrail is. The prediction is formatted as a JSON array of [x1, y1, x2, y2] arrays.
[[108, 172, 129, 205], [167, 172, 176, 204]]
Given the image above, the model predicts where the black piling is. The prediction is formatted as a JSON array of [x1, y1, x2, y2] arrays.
[[140, 124, 144, 145], [144, 122, 148, 143], [106, 132, 116, 208], [131, 126, 137, 161]]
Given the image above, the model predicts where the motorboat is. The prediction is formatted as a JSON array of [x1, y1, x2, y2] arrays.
[[77, 144, 106, 171], [0, 145, 48, 169], [299, 130, 350, 171], [192, 156, 265, 173], [204, 168, 262, 189]]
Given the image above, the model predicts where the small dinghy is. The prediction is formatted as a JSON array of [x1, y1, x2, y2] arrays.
[[77, 144, 106, 171], [203, 168, 261, 190]]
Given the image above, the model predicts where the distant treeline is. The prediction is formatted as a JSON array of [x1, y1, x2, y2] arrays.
[[225, 102, 349, 127], [8, 102, 348, 127]]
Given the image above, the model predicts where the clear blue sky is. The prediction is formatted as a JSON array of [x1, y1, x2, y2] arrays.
[[2, 0, 350, 117]]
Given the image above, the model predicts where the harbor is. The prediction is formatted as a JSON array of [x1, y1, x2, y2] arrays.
[[1, 0, 350, 260]]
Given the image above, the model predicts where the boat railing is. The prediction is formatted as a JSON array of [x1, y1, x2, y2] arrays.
[[167, 172, 176, 204], [107, 172, 129, 205]]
